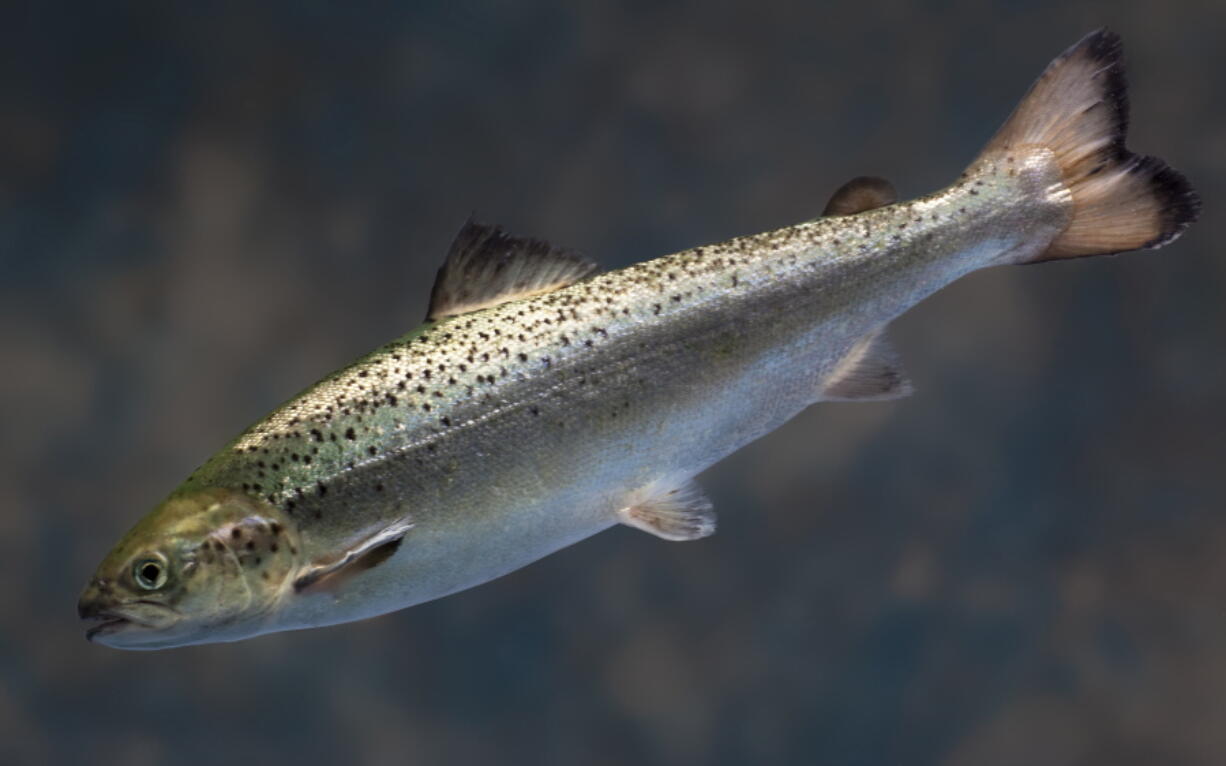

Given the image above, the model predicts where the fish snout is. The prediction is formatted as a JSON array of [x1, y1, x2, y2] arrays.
[[78, 579, 133, 642], [77, 578, 112, 619]]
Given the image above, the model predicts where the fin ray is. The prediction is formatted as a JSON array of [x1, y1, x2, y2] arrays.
[[822, 329, 912, 401], [293, 519, 412, 594], [426, 220, 598, 320], [617, 476, 716, 542], [975, 28, 1198, 260]]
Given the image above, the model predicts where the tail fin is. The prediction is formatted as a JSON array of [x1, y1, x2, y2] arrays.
[[979, 29, 1199, 261]]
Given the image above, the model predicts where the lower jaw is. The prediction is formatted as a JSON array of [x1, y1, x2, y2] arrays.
[[85, 618, 130, 642]]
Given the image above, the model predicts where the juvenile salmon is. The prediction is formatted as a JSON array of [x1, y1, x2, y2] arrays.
[[79, 30, 1198, 649]]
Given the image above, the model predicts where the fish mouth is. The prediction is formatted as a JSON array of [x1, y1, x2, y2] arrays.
[[79, 596, 178, 645], [83, 614, 134, 642]]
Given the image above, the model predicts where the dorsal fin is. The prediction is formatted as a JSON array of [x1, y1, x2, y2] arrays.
[[426, 220, 598, 320], [822, 328, 913, 401], [822, 176, 898, 216]]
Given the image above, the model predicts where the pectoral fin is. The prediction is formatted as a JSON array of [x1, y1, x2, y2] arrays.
[[293, 520, 413, 594], [822, 328, 913, 401], [617, 477, 716, 541]]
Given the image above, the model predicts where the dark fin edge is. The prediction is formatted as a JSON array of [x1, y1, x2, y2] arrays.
[[977, 28, 1199, 261], [426, 219, 598, 320]]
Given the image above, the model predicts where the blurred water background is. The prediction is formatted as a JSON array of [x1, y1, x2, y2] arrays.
[[2, 1, 1224, 764]]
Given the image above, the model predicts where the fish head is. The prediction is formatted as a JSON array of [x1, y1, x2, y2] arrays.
[[78, 488, 302, 650]]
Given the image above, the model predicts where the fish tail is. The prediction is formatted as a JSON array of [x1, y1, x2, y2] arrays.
[[976, 28, 1199, 262]]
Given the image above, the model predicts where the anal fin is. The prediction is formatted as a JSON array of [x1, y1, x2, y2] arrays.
[[294, 519, 413, 594], [617, 476, 716, 541], [822, 329, 913, 401]]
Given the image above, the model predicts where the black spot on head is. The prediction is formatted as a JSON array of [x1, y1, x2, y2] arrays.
[[345, 427, 356, 440], [231, 528, 242, 539], [368, 446, 377, 456], [245, 541, 255, 551]]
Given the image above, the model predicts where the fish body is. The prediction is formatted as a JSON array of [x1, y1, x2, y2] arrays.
[[177, 155, 1065, 635], [80, 30, 1199, 649]]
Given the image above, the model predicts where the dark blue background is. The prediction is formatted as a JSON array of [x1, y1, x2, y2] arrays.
[[2, 2, 1222, 764]]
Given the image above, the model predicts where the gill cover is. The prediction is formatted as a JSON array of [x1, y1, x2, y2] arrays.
[[78, 488, 302, 649]]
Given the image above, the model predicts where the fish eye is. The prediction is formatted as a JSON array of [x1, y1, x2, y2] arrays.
[[132, 555, 169, 590]]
